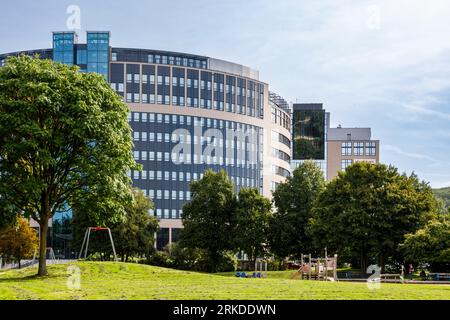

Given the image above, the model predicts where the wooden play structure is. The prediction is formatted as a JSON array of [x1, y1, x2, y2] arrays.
[[291, 250, 338, 281]]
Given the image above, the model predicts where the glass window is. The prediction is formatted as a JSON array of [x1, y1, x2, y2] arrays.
[[354, 142, 364, 156], [366, 142, 376, 156], [341, 159, 353, 171], [341, 142, 352, 156]]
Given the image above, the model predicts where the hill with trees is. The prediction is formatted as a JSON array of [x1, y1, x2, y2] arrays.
[[433, 187, 450, 208]]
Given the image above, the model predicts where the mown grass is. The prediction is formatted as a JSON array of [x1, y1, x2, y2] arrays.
[[0, 262, 448, 300]]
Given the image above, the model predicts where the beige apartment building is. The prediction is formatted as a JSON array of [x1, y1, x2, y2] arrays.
[[326, 126, 380, 181]]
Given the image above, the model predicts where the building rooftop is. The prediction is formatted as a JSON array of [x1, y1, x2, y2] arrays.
[[327, 126, 372, 141], [292, 103, 323, 111]]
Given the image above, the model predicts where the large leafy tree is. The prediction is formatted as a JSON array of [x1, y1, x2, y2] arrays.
[[309, 162, 438, 272], [0, 55, 137, 275], [0, 215, 39, 268], [401, 216, 450, 272], [113, 188, 158, 261], [234, 188, 272, 265], [269, 160, 325, 260], [180, 169, 236, 272]]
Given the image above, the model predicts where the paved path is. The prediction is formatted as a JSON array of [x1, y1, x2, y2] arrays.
[[1, 259, 73, 270]]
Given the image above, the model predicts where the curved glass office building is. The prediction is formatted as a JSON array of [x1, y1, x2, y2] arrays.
[[0, 31, 292, 250]]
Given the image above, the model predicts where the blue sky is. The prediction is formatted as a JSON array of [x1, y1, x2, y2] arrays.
[[1, 0, 449, 188]]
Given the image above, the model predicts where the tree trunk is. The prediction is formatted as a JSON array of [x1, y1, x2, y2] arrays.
[[18, 259, 21, 269], [379, 253, 385, 273], [360, 251, 368, 274], [38, 221, 49, 276]]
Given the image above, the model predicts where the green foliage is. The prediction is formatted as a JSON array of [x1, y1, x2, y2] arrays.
[[401, 216, 450, 272], [180, 169, 237, 272], [269, 160, 325, 259], [234, 188, 272, 262], [309, 162, 438, 271], [0, 55, 137, 275], [145, 243, 237, 272], [113, 188, 158, 261]]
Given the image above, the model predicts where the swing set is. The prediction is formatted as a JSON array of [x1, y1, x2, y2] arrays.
[[78, 227, 118, 261]]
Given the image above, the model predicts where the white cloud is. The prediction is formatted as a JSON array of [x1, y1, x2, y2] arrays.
[[383, 144, 439, 163]]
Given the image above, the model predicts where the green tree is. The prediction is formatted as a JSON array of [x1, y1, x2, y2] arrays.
[[180, 169, 236, 272], [113, 188, 158, 262], [0, 55, 137, 275], [0, 216, 39, 268], [269, 160, 325, 260], [401, 216, 450, 272], [309, 162, 438, 272], [235, 188, 272, 266]]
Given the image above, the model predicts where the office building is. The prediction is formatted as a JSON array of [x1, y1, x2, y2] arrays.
[[326, 126, 380, 180], [0, 31, 292, 250]]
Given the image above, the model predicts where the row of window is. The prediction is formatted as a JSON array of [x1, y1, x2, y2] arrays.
[[271, 105, 291, 131], [129, 112, 261, 132], [142, 189, 192, 201], [133, 131, 258, 150], [272, 148, 291, 162], [131, 170, 258, 187], [149, 207, 183, 219], [271, 131, 291, 148], [112, 64, 264, 118], [112, 51, 208, 69], [133, 150, 259, 167], [341, 142, 377, 156], [272, 165, 290, 178]]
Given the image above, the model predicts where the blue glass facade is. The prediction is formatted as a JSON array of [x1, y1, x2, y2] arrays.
[[87, 31, 109, 77], [53, 32, 76, 65]]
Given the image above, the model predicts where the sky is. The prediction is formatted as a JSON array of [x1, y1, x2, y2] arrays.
[[1, 0, 449, 188]]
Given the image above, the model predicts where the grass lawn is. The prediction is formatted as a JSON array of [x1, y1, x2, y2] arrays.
[[0, 261, 449, 300]]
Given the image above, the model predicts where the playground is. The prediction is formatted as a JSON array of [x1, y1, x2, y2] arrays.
[[0, 261, 449, 300]]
